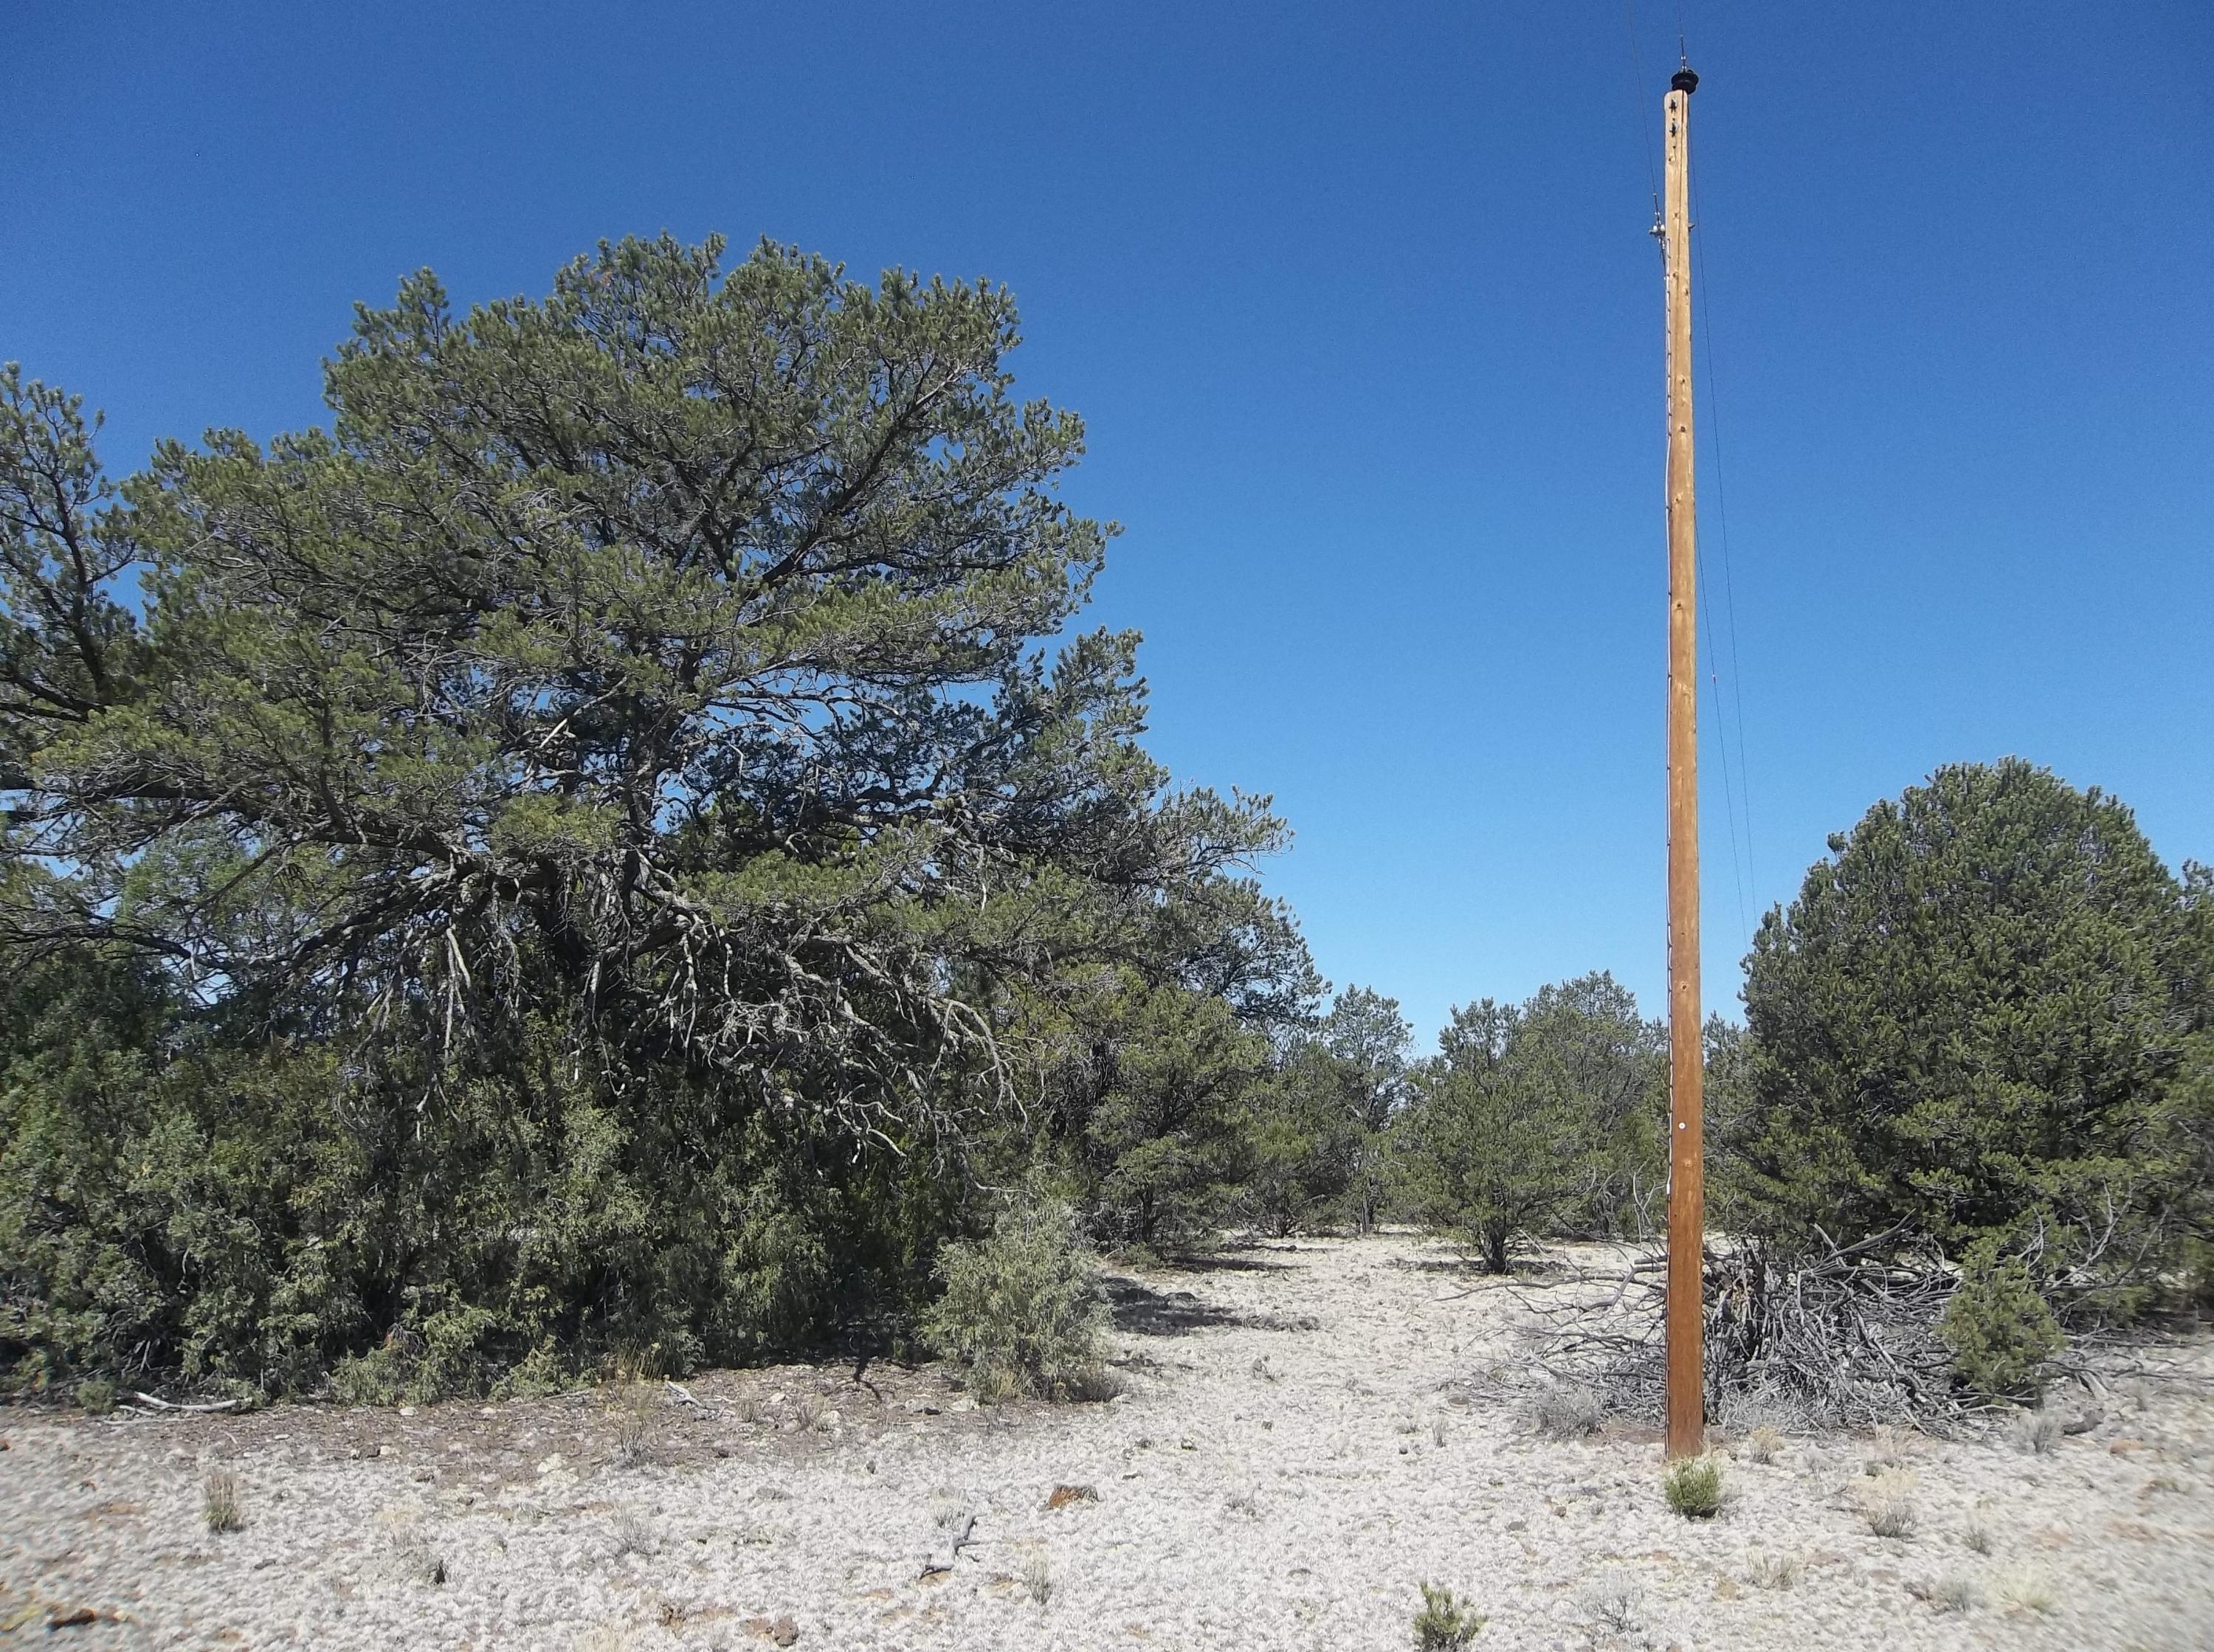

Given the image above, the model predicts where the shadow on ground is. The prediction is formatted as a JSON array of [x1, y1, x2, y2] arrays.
[[1103, 1278, 1240, 1335], [1102, 1277, 1321, 1337], [1154, 1251, 1294, 1275]]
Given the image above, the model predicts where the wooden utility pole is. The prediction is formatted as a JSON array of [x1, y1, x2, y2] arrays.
[[1661, 59, 1706, 1461]]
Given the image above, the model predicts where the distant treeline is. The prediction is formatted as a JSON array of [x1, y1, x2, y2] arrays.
[[3, 238, 2207, 1403]]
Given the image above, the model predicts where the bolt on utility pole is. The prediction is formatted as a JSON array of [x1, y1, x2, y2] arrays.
[[1660, 58, 1706, 1461]]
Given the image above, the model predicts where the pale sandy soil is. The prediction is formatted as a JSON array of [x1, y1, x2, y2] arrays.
[[4, 1233, 2212, 1651]]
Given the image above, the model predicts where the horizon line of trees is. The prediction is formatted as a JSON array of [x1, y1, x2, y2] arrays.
[[4, 235, 2207, 1407]]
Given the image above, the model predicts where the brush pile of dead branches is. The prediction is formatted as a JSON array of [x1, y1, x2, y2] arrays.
[[1517, 1226, 1978, 1433]]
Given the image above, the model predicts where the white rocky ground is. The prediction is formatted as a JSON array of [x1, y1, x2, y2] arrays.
[[4, 1233, 2211, 1651]]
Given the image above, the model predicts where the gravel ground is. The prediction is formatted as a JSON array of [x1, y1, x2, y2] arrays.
[[4, 1233, 2212, 1650]]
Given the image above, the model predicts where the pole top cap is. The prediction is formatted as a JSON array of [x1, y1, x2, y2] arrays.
[[1671, 64, 1700, 95]]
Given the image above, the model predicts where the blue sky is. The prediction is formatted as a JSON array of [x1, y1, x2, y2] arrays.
[[9, 1, 2210, 1046]]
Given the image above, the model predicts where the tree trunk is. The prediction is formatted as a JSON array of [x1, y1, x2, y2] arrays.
[[1483, 1223, 1510, 1275]]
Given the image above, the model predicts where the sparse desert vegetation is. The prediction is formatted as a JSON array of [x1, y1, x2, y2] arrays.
[[609, 1381, 657, 1467], [1020, 1552, 1053, 1607], [7, 1231, 2204, 1648], [2009, 1407, 2064, 1456], [1525, 1382, 1607, 1442], [1990, 1561, 2060, 1616], [1748, 1550, 1804, 1591], [1575, 1570, 1646, 1634], [1911, 1571, 1983, 1614], [1863, 1471, 1922, 1540], [200, 1470, 243, 1535], [0, 142, 2209, 1652]]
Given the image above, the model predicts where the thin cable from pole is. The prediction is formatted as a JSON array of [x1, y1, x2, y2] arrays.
[[1696, 514, 1752, 944], [1621, 0, 1661, 221], [1686, 313, 1753, 941], [1691, 174, 1760, 949]]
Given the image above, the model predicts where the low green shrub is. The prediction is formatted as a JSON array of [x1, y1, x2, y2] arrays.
[[918, 1197, 1108, 1401], [1939, 1241, 2065, 1401], [1412, 1581, 1484, 1650], [74, 1377, 115, 1414], [1663, 1454, 1724, 1518]]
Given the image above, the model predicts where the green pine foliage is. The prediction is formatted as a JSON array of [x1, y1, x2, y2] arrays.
[[1732, 760, 2207, 1308], [1393, 973, 1666, 1273], [1233, 987, 1410, 1239], [2169, 863, 2214, 1304], [1063, 977, 1285, 1252], [0, 240, 1311, 1397], [1939, 1240, 2066, 1400], [10, 238, 2206, 1401]]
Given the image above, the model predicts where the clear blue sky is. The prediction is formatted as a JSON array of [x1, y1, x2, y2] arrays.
[[10, 2, 2210, 1045]]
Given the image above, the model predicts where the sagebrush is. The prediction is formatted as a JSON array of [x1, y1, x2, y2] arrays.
[[918, 1198, 1110, 1401]]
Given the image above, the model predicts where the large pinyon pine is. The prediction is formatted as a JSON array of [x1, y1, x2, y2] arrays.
[[0, 237, 1306, 1395], [1731, 758, 2211, 1307]]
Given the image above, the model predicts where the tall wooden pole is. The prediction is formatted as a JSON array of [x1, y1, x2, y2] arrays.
[[1661, 60, 1706, 1461]]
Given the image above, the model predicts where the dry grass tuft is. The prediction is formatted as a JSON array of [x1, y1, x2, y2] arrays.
[[1745, 1425, 1786, 1465], [1860, 1467, 1920, 1538], [1575, 1572, 1645, 1634], [1866, 1425, 1916, 1469], [1022, 1553, 1053, 1606], [1748, 1551, 1802, 1591], [2009, 1409, 2062, 1456], [1990, 1563, 2059, 1615], [1523, 1384, 1603, 1442], [1911, 1572, 1982, 1613], [202, 1470, 244, 1534], [1867, 1493, 1920, 1539], [609, 1380, 655, 1466], [1962, 1518, 1996, 1555], [1064, 1366, 1125, 1403], [610, 1506, 657, 1558]]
